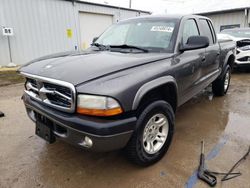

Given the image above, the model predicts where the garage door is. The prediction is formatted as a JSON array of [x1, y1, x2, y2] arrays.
[[79, 12, 113, 49]]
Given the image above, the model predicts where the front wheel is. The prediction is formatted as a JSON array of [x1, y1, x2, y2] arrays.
[[212, 66, 231, 96], [124, 100, 175, 166]]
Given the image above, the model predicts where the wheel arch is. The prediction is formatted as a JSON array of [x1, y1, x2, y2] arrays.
[[223, 51, 235, 69], [227, 54, 235, 69], [132, 76, 178, 112], [219, 52, 235, 79]]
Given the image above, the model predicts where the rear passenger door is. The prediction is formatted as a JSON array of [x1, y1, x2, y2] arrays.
[[198, 19, 220, 78]]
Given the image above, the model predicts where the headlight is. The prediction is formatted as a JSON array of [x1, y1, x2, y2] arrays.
[[77, 94, 123, 116]]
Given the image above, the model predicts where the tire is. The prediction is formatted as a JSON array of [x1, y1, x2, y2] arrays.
[[124, 100, 175, 166], [212, 65, 231, 96]]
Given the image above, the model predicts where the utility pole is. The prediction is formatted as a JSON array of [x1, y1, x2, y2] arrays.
[[2, 27, 14, 64], [7, 35, 12, 62], [129, 0, 132, 8]]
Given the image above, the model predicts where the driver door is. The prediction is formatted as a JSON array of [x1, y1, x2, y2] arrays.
[[176, 18, 206, 105]]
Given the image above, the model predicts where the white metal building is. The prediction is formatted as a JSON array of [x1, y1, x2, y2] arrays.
[[0, 0, 150, 66], [200, 7, 250, 32]]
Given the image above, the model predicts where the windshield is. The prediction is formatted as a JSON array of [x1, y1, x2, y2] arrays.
[[95, 19, 179, 52], [221, 29, 250, 38]]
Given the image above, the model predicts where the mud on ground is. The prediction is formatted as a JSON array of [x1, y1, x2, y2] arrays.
[[0, 69, 24, 87]]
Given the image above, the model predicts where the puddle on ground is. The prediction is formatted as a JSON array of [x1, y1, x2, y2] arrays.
[[225, 112, 250, 143]]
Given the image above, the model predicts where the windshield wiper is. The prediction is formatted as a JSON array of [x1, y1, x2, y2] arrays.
[[109, 44, 149, 52], [91, 43, 109, 51]]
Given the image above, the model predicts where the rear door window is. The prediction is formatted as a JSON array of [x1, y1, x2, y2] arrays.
[[207, 20, 216, 43], [199, 19, 214, 45]]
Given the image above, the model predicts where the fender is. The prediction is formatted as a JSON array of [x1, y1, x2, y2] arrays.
[[132, 76, 178, 110], [222, 50, 234, 68], [219, 50, 234, 79]]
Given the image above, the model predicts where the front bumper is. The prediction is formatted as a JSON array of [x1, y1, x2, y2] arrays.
[[23, 93, 137, 152]]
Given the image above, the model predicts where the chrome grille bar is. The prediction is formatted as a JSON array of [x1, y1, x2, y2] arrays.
[[20, 72, 76, 113], [39, 87, 72, 101]]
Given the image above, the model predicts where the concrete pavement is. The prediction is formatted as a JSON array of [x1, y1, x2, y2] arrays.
[[0, 73, 249, 188]]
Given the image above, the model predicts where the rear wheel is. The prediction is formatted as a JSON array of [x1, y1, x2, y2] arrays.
[[212, 65, 231, 96], [125, 100, 175, 166]]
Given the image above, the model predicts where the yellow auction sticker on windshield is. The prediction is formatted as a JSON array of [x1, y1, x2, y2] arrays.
[[151, 26, 174, 32]]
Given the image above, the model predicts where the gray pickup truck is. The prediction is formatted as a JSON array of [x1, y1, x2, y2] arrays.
[[19, 15, 235, 166]]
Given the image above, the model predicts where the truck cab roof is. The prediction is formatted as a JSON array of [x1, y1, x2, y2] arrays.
[[119, 14, 211, 23]]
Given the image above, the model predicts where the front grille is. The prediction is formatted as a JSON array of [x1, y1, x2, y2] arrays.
[[23, 74, 76, 113]]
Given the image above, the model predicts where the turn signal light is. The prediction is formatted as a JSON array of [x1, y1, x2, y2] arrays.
[[77, 107, 123, 116]]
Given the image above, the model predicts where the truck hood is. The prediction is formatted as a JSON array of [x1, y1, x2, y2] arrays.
[[19, 50, 173, 85]]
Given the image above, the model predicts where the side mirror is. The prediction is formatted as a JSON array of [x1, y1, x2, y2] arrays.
[[179, 36, 209, 52], [92, 37, 98, 43]]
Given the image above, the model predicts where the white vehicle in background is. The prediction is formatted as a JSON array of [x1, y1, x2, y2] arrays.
[[218, 28, 250, 68]]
